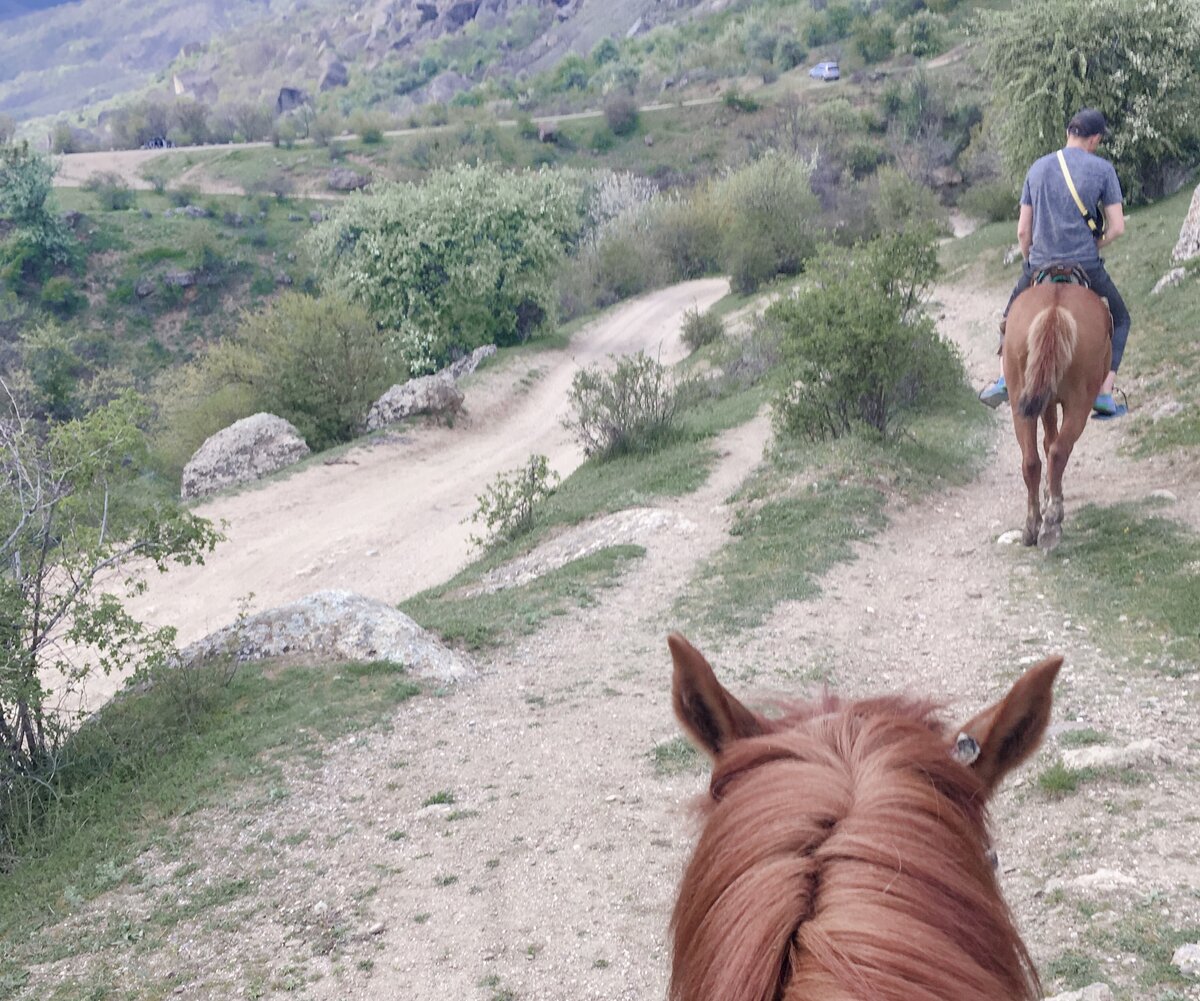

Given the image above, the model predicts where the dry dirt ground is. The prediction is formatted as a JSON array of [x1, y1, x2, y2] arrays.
[[21, 272, 1200, 1001]]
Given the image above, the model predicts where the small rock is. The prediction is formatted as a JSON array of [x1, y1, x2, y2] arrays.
[[1044, 869, 1139, 895], [1173, 942, 1200, 976], [310, 210, 325, 223], [275, 272, 293, 286], [368, 921, 386, 936], [1149, 488, 1178, 503], [313, 901, 329, 916], [644, 134, 654, 147], [1043, 985, 1114, 1001], [1151, 267, 1186, 294], [327, 167, 370, 191], [1003, 244, 1023, 266], [1062, 739, 1173, 770], [997, 529, 1024, 545]]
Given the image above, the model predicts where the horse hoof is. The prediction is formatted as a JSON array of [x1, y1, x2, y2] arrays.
[[1023, 526, 1040, 546], [1038, 523, 1061, 552]]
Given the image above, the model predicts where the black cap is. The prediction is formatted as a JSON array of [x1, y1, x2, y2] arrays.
[[1067, 108, 1109, 138]]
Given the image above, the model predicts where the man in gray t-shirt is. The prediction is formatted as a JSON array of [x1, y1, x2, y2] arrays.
[[979, 108, 1130, 416]]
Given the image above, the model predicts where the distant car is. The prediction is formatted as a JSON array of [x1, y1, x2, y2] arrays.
[[809, 61, 840, 82]]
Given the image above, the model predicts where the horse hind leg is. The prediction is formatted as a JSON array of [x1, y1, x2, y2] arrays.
[[1014, 415, 1042, 546], [1038, 405, 1088, 552]]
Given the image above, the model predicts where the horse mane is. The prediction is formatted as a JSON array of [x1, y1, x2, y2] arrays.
[[670, 694, 1040, 1001]]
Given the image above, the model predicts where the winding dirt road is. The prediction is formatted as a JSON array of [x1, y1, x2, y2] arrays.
[[112, 279, 728, 693]]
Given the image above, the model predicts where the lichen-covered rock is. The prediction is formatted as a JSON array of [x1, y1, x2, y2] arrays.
[[1152, 267, 1187, 294], [365, 372, 463, 431], [181, 413, 310, 500], [182, 590, 474, 684]]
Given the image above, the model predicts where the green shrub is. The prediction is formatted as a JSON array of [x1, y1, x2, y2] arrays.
[[722, 89, 761, 114], [958, 179, 1020, 223], [467, 454, 560, 548], [774, 37, 807, 70], [349, 110, 388, 144], [713, 150, 819, 293], [852, 14, 896, 63], [680, 306, 725, 352], [82, 171, 136, 211], [603, 92, 639, 137], [19, 320, 85, 419], [650, 192, 723, 280], [895, 11, 948, 57], [309, 164, 581, 371], [871, 166, 949, 235], [769, 229, 962, 440], [38, 275, 86, 317], [212, 292, 399, 450], [564, 352, 678, 458], [310, 110, 345, 146], [167, 185, 200, 208]]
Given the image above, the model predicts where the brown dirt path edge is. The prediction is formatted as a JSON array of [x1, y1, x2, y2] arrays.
[[21, 274, 1200, 1000]]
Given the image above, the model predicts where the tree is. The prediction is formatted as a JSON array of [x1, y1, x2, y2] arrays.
[[0, 141, 73, 283], [1, 388, 220, 804], [308, 165, 581, 373], [983, 0, 1200, 201]]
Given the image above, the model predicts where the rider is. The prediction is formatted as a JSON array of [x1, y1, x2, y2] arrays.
[[979, 108, 1129, 415]]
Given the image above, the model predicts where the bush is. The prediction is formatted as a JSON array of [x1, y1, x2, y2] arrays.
[[349, 110, 388, 143], [310, 110, 345, 146], [769, 229, 961, 440], [167, 184, 200, 208], [564, 352, 678, 458], [309, 164, 582, 371], [38, 275, 86, 317], [774, 37, 807, 70], [722, 89, 761, 114], [680, 306, 725, 352], [958, 179, 1020, 224], [210, 292, 399, 450], [83, 171, 136, 211], [467, 454, 560, 548], [603, 92, 639, 137], [713, 150, 820, 293], [650, 191, 723, 280]]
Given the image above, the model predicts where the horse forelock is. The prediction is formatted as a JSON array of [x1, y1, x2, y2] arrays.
[[670, 696, 1039, 1001]]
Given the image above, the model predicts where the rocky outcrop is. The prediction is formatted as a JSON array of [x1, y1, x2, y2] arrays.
[[319, 59, 350, 91], [276, 86, 310, 115], [181, 590, 474, 684], [447, 343, 496, 380], [327, 167, 370, 191], [1172, 181, 1200, 262], [181, 413, 310, 500], [1151, 267, 1187, 294], [365, 372, 463, 430]]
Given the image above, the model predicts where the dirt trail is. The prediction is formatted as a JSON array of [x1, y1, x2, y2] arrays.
[[99, 279, 729, 707], [22, 273, 1200, 1001]]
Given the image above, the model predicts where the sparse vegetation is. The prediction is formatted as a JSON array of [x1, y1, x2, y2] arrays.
[[564, 352, 679, 458]]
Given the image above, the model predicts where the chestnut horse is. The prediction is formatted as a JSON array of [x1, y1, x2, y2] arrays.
[[1002, 282, 1111, 550], [667, 633, 1061, 1001]]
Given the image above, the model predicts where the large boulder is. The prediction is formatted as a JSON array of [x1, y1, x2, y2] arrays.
[[1172, 181, 1200, 262], [327, 167, 370, 191], [181, 413, 310, 500], [366, 372, 463, 431], [181, 590, 474, 685], [447, 343, 496, 380], [319, 59, 350, 91], [275, 86, 310, 116]]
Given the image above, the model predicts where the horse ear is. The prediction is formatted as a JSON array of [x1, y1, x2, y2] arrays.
[[669, 633, 763, 758], [955, 655, 1063, 792]]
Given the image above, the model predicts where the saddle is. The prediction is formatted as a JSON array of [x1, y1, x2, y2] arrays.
[[1032, 262, 1091, 288], [1030, 262, 1113, 340]]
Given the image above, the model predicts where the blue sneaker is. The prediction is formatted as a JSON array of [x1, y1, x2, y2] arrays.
[[1092, 392, 1117, 416], [979, 375, 1008, 409]]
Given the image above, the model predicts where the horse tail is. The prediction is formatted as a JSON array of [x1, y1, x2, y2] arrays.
[[1017, 305, 1078, 418]]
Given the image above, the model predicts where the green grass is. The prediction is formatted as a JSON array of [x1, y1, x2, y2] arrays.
[[403, 545, 646, 650], [649, 737, 703, 776], [1037, 762, 1094, 797], [0, 658, 422, 981], [1086, 906, 1200, 995], [1058, 727, 1109, 748], [674, 388, 990, 636], [1042, 950, 1107, 991], [1035, 502, 1200, 675]]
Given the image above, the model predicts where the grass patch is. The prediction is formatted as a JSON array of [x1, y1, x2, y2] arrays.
[[1035, 502, 1200, 675], [1042, 950, 1107, 991], [1037, 762, 1094, 798], [1058, 727, 1110, 748], [1086, 906, 1200, 992], [403, 545, 645, 649], [650, 737, 703, 776], [422, 790, 456, 806], [0, 657, 423, 974], [674, 386, 989, 636]]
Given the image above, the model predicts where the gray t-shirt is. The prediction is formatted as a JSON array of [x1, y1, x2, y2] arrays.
[[1021, 147, 1122, 268]]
